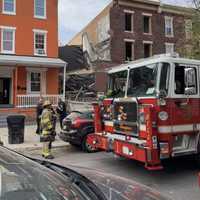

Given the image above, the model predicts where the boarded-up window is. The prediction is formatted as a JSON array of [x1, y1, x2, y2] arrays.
[[185, 19, 192, 39]]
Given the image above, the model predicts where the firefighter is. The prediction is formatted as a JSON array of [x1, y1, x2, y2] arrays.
[[56, 98, 67, 129], [40, 100, 56, 159]]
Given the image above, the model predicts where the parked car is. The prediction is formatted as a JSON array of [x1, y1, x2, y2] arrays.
[[59, 111, 97, 152], [0, 146, 170, 200]]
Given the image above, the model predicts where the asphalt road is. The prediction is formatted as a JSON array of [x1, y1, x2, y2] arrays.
[[26, 145, 200, 200]]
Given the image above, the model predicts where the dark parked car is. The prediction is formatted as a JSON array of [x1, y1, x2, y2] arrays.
[[0, 146, 170, 200], [59, 111, 96, 152]]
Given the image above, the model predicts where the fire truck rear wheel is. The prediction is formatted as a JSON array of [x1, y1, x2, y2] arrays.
[[82, 135, 98, 153]]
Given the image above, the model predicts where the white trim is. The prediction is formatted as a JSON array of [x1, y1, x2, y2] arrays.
[[0, 26, 16, 54], [124, 39, 135, 42], [142, 12, 152, 16], [33, 29, 48, 33], [100, 132, 146, 145], [0, 26, 16, 30], [158, 124, 200, 134], [34, 0, 47, 19], [143, 40, 153, 44], [165, 16, 174, 38], [124, 9, 135, 14], [2, 0, 16, 15]]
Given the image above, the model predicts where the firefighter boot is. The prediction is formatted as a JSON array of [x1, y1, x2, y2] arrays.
[[42, 142, 54, 159]]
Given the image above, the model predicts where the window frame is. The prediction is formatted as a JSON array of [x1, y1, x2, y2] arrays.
[[2, 0, 16, 15], [0, 26, 16, 54], [143, 41, 153, 58], [172, 63, 199, 98], [34, 0, 46, 19], [124, 10, 134, 33], [33, 29, 47, 56], [124, 39, 135, 62], [142, 13, 152, 35], [165, 16, 174, 37], [27, 68, 47, 94]]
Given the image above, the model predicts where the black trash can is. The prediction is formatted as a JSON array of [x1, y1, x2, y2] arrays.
[[7, 115, 25, 144]]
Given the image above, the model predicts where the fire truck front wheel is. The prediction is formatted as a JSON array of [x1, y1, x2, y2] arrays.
[[82, 135, 98, 153]]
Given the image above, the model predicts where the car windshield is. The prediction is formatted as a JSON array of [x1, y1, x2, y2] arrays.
[[107, 70, 128, 98], [0, 147, 88, 200], [127, 63, 158, 97]]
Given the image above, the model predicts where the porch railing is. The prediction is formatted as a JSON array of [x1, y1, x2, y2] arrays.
[[16, 95, 62, 108]]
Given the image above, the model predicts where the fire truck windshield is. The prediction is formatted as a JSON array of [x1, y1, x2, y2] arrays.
[[127, 63, 158, 97], [108, 70, 128, 97]]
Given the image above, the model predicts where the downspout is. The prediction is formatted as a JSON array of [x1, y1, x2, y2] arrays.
[[63, 63, 67, 101]]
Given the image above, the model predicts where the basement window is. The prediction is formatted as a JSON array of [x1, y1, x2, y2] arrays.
[[143, 15, 151, 34], [125, 12, 133, 32], [144, 42, 152, 58], [125, 41, 134, 61]]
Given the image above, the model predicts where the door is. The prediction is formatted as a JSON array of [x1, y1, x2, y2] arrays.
[[170, 63, 199, 151], [0, 78, 11, 105]]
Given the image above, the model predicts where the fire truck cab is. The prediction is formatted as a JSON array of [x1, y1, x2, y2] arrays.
[[89, 54, 200, 170]]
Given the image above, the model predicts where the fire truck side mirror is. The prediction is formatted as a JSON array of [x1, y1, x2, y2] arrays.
[[184, 67, 197, 96]]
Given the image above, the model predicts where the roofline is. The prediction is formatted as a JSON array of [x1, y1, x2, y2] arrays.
[[108, 55, 200, 74], [0, 55, 67, 68]]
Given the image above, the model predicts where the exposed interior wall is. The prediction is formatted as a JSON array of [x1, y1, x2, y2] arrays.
[[68, 3, 112, 46]]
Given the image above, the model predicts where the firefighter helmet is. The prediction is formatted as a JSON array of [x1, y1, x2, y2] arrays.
[[43, 100, 52, 107]]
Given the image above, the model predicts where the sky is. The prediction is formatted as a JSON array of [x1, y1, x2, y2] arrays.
[[58, 0, 191, 45]]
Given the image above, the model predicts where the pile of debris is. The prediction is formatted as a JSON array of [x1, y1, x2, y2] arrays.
[[66, 74, 96, 101]]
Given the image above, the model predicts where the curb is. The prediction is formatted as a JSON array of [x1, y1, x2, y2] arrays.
[[4, 141, 70, 152]]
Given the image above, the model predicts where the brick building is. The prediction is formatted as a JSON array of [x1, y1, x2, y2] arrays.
[[0, 0, 66, 116], [68, 0, 192, 91]]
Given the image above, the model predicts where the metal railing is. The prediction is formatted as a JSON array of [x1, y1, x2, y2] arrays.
[[16, 95, 62, 108]]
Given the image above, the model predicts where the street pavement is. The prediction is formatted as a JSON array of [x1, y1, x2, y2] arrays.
[[24, 145, 200, 200]]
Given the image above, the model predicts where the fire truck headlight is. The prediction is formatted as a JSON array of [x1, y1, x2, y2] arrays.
[[139, 113, 145, 124], [158, 111, 169, 121]]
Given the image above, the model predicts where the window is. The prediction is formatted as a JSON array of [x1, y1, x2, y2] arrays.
[[125, 11, 133, 32], [143, 42, 152, 58], [34, 30, 47, 56], [127, 63, 158, 97], [125, 40, 134, 61], [165, 43, 174, 54], [185, 19, 192, 40], [34, 0, 46, 19], [1, 27, 16, 54], [30, 72, 41, 93], [2, 0, 16, 15], [143, 14, 152, 34], [165, 16, 174, 37], [159, 63, 170, 95], [174, 64, 197, 95]]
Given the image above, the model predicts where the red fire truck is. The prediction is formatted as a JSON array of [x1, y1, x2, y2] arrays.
[[87, 54, 200, 170]]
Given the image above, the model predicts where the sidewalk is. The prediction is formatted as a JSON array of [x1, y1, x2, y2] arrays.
[[0, 124, 68, 152]]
